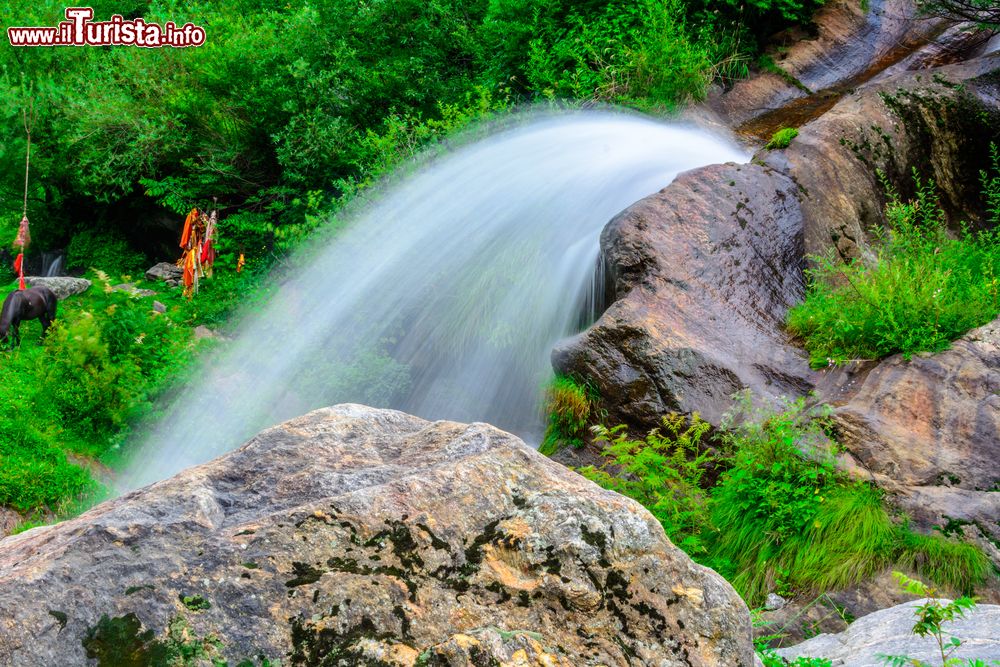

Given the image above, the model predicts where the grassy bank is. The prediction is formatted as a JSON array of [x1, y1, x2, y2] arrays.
[[575, 396, 992, 607]]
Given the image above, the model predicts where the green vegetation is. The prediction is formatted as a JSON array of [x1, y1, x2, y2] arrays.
[[578, 395, 991, 606], [581, 414, 714, 555], [0, 0, 825, 264], [539, 375, 598, 455], [758, 644, 832, 667], [767, 127, 800, 149], [879, 572, 1000, 667], [0, 267, 264, 521], [788, 149, 1000, 367]]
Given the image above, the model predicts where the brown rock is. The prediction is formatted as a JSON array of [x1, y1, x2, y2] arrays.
[[709, 0, 943, 130], [557, 54, 1000, 435], [831, 317, 1000, 491], [0, 405, 754, 666], [767, 53, 1000, 260], [553, 161, 814, 427]]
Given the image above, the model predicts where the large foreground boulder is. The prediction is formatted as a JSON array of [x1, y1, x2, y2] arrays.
[[0, 405, 753, 666], [775, 599, 1000, 666]]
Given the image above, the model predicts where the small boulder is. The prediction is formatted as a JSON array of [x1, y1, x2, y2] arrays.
[[112, 283, 157, 298], [193, 325, 214, 339], [776, 599, 1000, 666], [765, 593, 787, 611], [152, 301, 167, 314], [145, 262, 182, 286], [22, 276, 91, 300]]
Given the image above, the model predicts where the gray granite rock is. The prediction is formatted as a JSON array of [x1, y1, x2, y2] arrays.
[[777, 599, 1000, 666], [21, 276, 91, 300], [0, 405, 755, 666]]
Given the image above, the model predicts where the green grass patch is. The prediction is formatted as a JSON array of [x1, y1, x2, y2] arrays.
[[788, 148, 1000, 367], [578, 394, 992, 606], [766, 127, 799, 149], [538, 375, 598, 455]]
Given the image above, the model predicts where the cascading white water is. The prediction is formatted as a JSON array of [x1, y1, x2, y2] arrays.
[[122, 110, 746, 488]]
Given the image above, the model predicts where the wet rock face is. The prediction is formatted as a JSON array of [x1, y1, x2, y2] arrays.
[[830, 317, 1000, 553], [710, 0, 942, 130], [556, 54, 999, 430], [553, 162, 814, 427], [771, 54, 1000, 260], [0, 405, 754, 666]]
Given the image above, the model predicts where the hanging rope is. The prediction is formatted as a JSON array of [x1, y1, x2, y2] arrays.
[[13, 94, 36, 290], [22, 97, 35, 220]]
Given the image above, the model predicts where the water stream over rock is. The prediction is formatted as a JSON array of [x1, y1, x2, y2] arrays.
[[123, 110, 746, 489]]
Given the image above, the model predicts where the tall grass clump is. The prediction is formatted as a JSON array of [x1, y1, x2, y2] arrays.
[[788, 147, 1000, 367], [539, 375, 597, 455], [578, 394, 992, 606]]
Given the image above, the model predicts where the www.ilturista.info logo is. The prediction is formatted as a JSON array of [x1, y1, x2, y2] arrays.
[[7, 7, 206, 47]]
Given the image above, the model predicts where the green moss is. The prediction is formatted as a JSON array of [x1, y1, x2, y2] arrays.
[[82, 613, 173, 667], [48, 610, 68, 629], [285, 562, 326, 588], [178, 594, 212, 611], [125, 584, 155, 596], [766, 127, 799, 150]]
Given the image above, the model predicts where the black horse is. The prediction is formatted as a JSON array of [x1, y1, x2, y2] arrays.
[[0, 286, 57, 347]]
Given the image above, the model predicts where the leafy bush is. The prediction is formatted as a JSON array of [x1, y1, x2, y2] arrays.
[[581, 414, 715, 555], [66, 228, 147, 275], [577, 394, 992, 606], [788, 154, 1000, 367], [0, 270, 212, 513], [767, 127, 799, 149], [539, 376, 597, 455]]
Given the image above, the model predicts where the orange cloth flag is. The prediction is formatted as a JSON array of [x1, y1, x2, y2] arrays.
[[179, 208, 198, 248], [182, 249, 196, 290]]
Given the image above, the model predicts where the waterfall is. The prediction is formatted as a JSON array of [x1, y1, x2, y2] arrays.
[[122, 109, 746, 488]]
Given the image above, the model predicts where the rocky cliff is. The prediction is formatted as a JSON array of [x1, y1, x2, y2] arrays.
[[0, 405, 754, 666]]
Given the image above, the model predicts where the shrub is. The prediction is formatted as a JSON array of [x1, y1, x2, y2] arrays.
[[66, 227, 147, 275], [0, 270, 201, 513], [581, 414, 715, 555], [766, 127, 799, 149], [539, 375, 596, 455], [577, 394, 992, 606], [788, 155, 1000, 367]]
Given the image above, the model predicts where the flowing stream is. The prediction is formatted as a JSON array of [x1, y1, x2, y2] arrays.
[[123, 110, 746, 489]]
